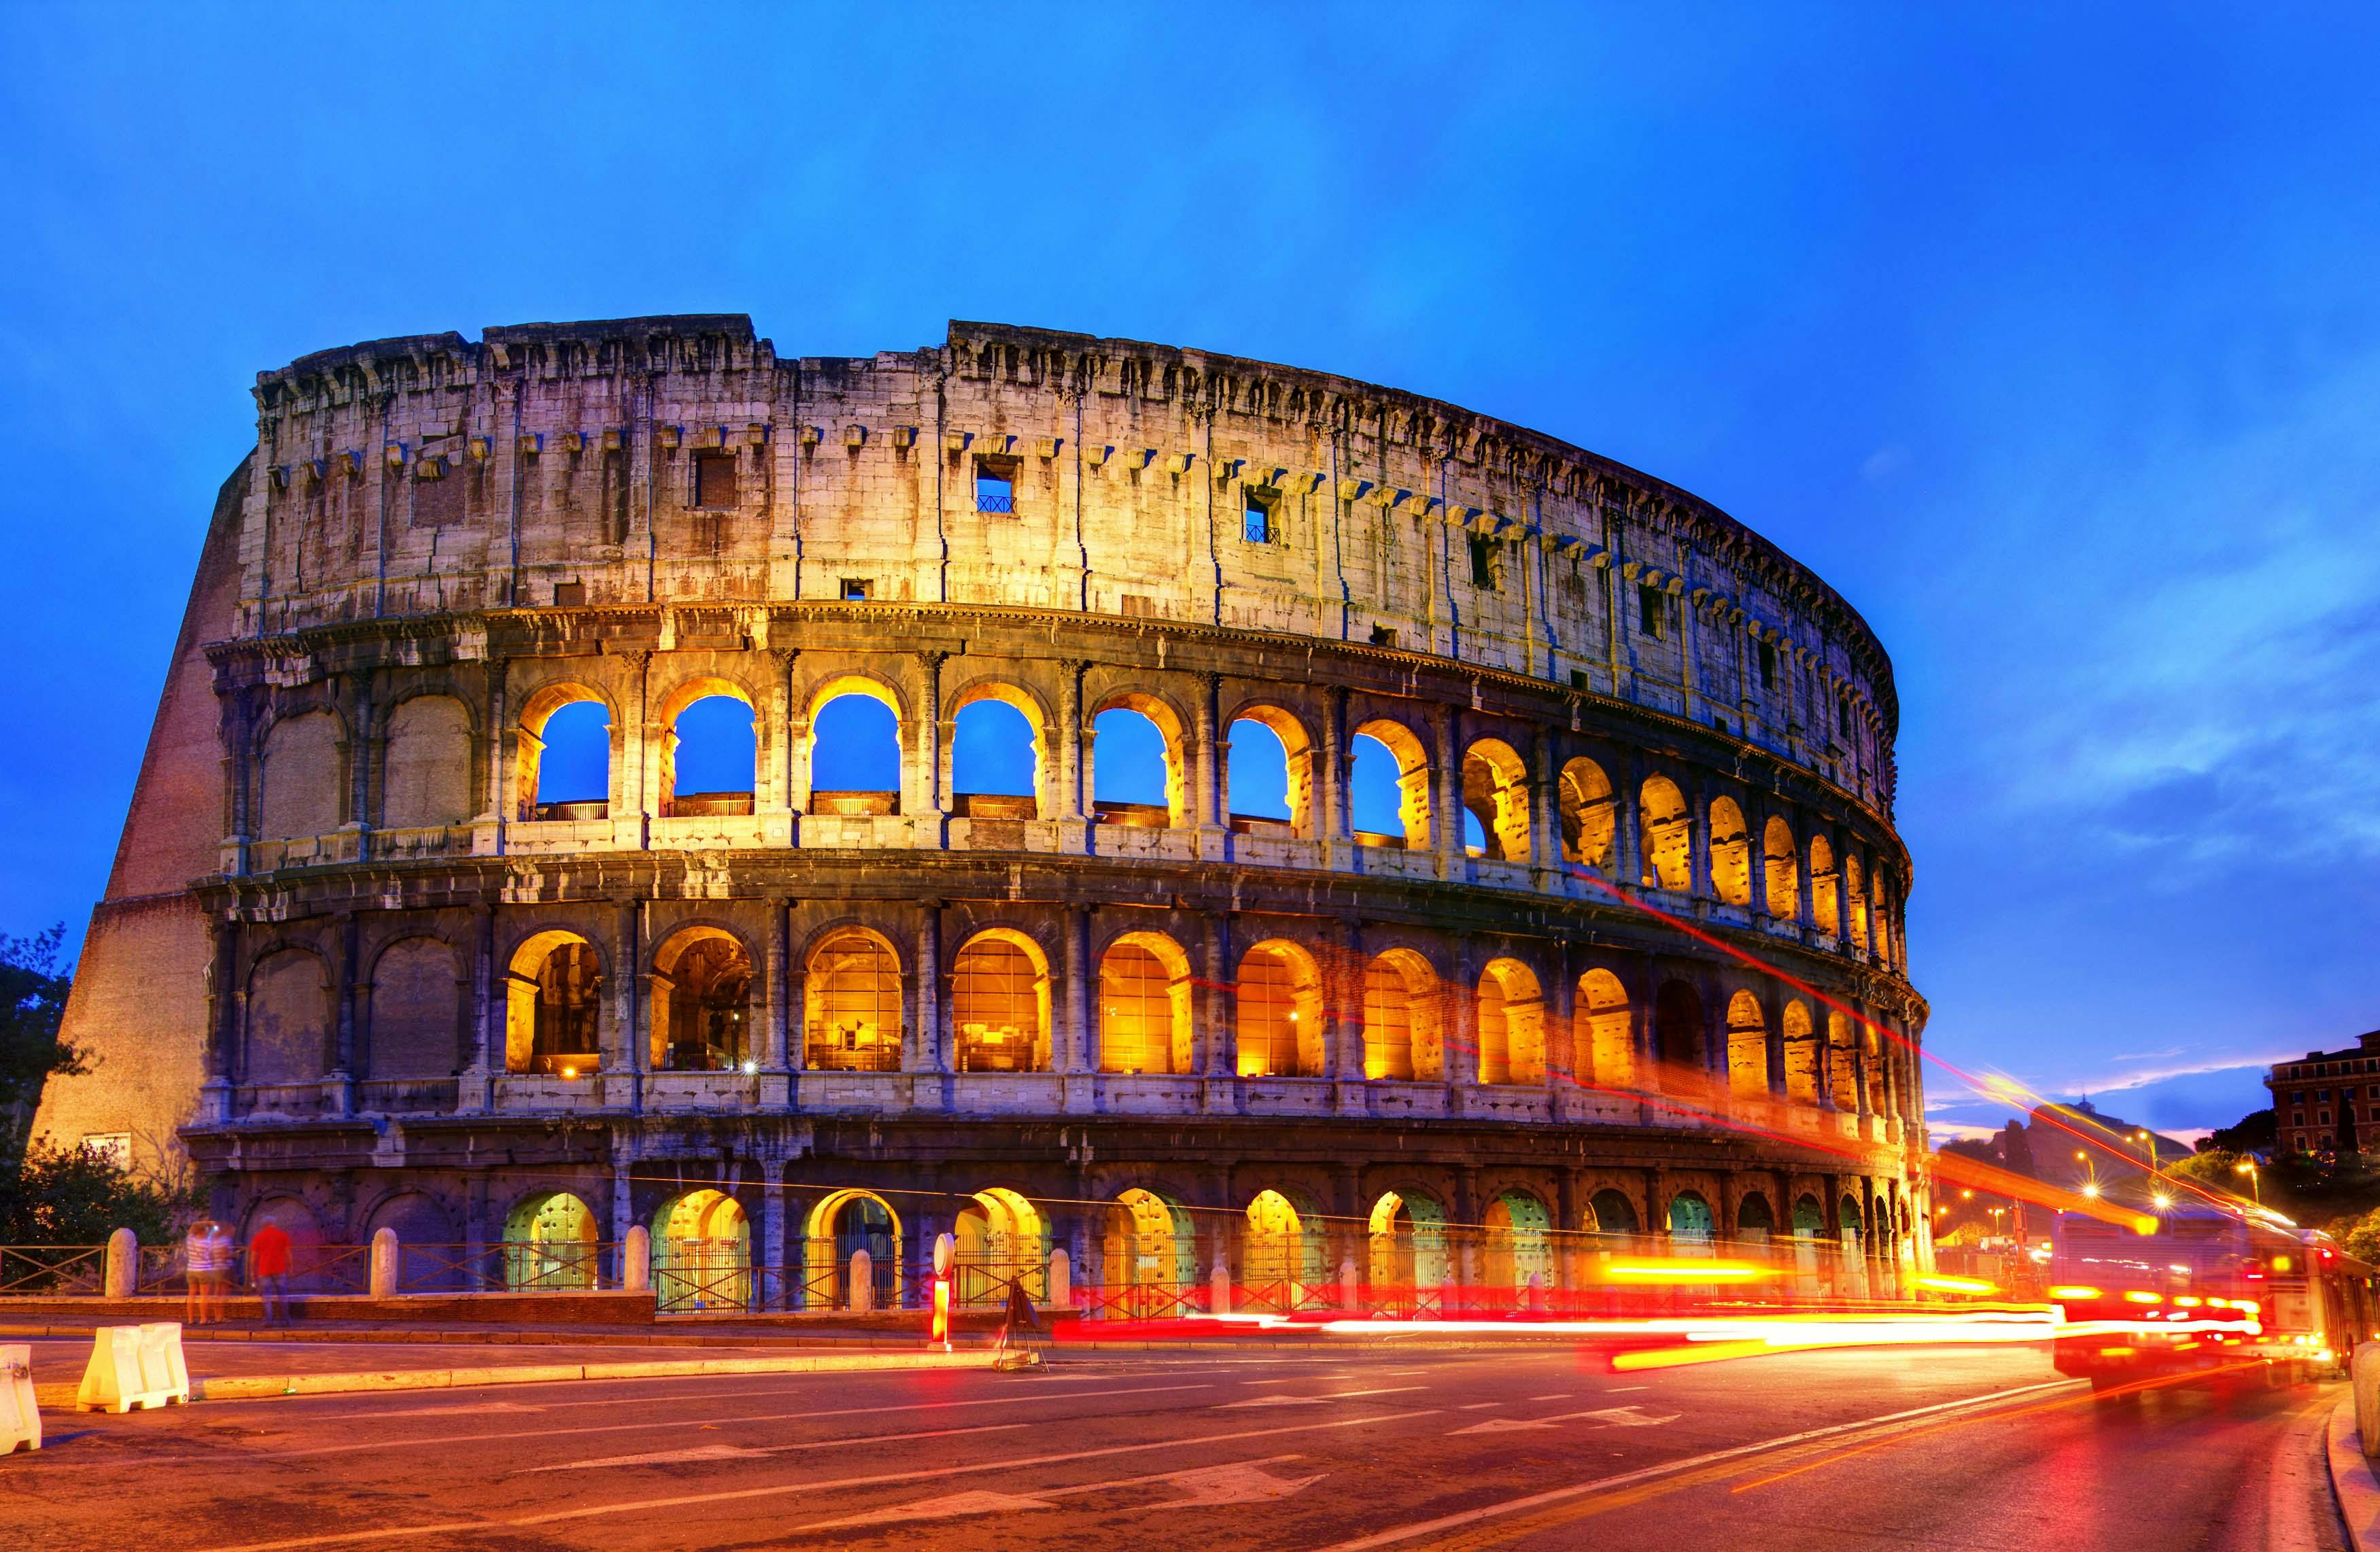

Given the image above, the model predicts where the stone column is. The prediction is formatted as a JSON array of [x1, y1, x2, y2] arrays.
[[1450, 933, 1479, 1101], [914, 900, 944, 1074], [1687, 780, 1712, 901], [613, 896, 642, 1111], [462, 901, 496, 1111], [1746, 797, 1771, 918], [330, 910, 359, 1115], [1547, 943, 1577, 1109], [767, 649, 798, 846], [1529, 733, 1564, 885], [912, 650, 948, 848], [614, 649, 651, 851], [200, 914, 239, 1120], [1201, 911, 1236, 1102], [1060, 904, 1090, 1076], [1320, 685, 1351, 868], [762, 1160, 789, 1310], [1191, 671, 1227, 861], [1432, 705, 1462, 880], [766, 897, 791, 1073], [1615, 756, 1644, 891], [1055, 659, 1089, 852], [479, 657, 508, 824], [1832, 827, 1855, 944]]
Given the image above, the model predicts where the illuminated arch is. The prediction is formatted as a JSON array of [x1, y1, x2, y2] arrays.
[[1349, 718, 1432, 850], [1367, 1188, 1450, 1294], [1098, 931, 1192, 1075], [1725, 990, 1769, 1098], [1476, 957, 1545, 1086], [514, 681, 613, 820], [650, 924, 755, 1072], [1461, 738, 1532, 862], [1558, 757, 1615, 869], [1236, 939, 1324, 1077], [1810, 835, 1840, 935], [1763, 816, 1799, 920], [502, 1190, 596, 1291], [1104, 1188, 1196, 1311], [1638, 775, 1691, 891], [954, 1186, 1046, 1305], [805, 1189, 902, 1310], [653, 1188, 751, 1311], [950, 678, 1046, 816], [1483, 1190, 1554, 1294], [1362, 948, 1441, 1082], [1845, 852, 1870, 951], [803, 927, 903, 1072], [1782, 1000, 1818, 1103], [655, 676, 757, 816], [1244, 1188, 1326, 1304], [1827, 1009, 1859, 1111], [1225, 702, 1315, 838], [503, 929, 604, 1076], [952, 927, 1051, 1073], [1089, 691, 1187, 828], [1586, 1188, 1640, 1237], [1579, 969, 1634, 1090], [1668, 1190, 1717, 1243], [1708, 795, 1750, 906]]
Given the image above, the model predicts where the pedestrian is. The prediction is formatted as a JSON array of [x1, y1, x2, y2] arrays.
[[249, 1220, 292, 1328], [183, 1219, 231, 1326]]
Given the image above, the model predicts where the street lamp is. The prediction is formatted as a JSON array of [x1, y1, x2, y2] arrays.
[[2235, 1160, 2262, 1204]]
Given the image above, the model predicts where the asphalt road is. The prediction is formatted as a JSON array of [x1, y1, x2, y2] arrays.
[[5, 1343, 2348, 1550]]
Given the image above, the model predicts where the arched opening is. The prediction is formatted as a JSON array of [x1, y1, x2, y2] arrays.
[[1668, 1191, 1716, 1244], [504, 931, 604, 1076], [952, 929, 1050, 1073], [1227, 706, 1313, 838], [364, 1192, 457, 1292], [651, 926, 755, 1071], [661, 690, 756, 818], [807, 679, 901, 815], [1638, 776, 1691, 891], [1846, 852, 1870, 951], [1586, 1188, 1640, 1237], [516, 686, 610, 819], [1736, 1192, 1776, 1242], [1864, 1026, 1888, 1116], [1476, 957, 1545, 1086], [1349, 720, 1431, 850], [1871, 867, 1895, 966], [1483, 1190, 1553, 1296], [1708, 796, 1750, 906], [258, 710, 341, 839], [1103, 1189, 1195, 1313], [1089, 696, 1183, 828], [1236, 940, 1324, 1077], [1782, 1000, 1818, 1103], [1840, 1194, 1866, 1254], [804, 929, 902, 1072], [1725, 990, 1769, 1097], [1461, 739, 1532, 863], [1828, 1010, 1859, 1111], [367, 937, 460, 1080], [1763, 816, 1799, 920], [244, 1197, 325, 1291], [1367, 1190, 1450, 1296], [1557, 757, 1615, 869], [1362, 949, 1440, 1082], [245, 948, 328, 1086], [1098, 931, 1192, 1075], [1810, 835, 1840, 935], [1652, 980, 1707, 1091], [952, 687, 1040, 818], [502, 1190, 596, 1290], [654, 1188, 751, 1311], [381, 695, 472, 829], [1793, 1194, 1827, 1238], [806, 1190, 901, 1309], [1243, 1188, 1325, 1305], [954, 1186, 1045, 1306], [1579, 969, 1634, 1090]]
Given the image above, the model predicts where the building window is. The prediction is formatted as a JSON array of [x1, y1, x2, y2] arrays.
[[1637, 584, 1666, 638], [975, 456, 1017, 514], [2319, 1111, 2332, 1124], [1369, 625, 1398, 648], [840, 578, 873, 602], [553, 581, 587, 607], [1759, 640, 1777, 690], [1570, 669, 1591, 689], [1470, 534, 1500, 590], [692, 451, 738, 509], [1838, 701, 1854, 738], [1244, 490, 1275, 544]]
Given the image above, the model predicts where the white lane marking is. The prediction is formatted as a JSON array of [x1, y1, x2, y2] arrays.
[[1216, 1385, 1424, 1410], [254, 1382, 1211, 1460], [218, 1366, 1146, 1421], [1604, 1385, 1649, 1393], [1320, 1379, 2082, 1550], [799, 1455, 1328, 1531], [525, 1422, 1025, 1473], [364, 1402, 545, 1417], [1449, 1417, 1555, 1434], [1447, 1404, 1678, 1437], [531, 1443, 773, 1470], [1530, 1394, 1572, 1402], [188, 1408, 1443, 1552], [801, 1489, 1057, 1528], [1455, 1402, 1500, 1411]]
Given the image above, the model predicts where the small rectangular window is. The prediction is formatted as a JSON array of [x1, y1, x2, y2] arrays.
[[1759, 640, 1777, 690], [841, 578, 873, 602], [1469, 534, 1498, 589], [1570, 669, 1590, 689], [1368, 625, 1398, 648], [1637, 584, 1666, 638], [1244, 491, 1275, 545], [553, 580, 587, 607], [975, 455, 1017, 514], [80, 1133, 131, 1170], [693, 451, 738, 510], [1119, 593, 1155, 619], [1839, 701, 1855, 738]]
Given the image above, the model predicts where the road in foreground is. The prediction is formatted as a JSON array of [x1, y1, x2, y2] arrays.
[[4, 1342, 2347, 1550]]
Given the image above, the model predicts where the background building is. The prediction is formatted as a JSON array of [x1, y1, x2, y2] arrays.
[[2269, 1033, 2380, 1156], [35, 316, 1927, 1306]]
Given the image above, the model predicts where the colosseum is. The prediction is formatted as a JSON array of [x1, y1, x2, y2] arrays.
[[37, 315, 1928, 1311]]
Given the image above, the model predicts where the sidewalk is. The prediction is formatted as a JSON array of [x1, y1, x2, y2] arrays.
[[2331, 1399, 2380, 1551]]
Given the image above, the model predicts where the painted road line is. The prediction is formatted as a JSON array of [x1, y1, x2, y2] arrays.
[[797, 1453, 1325, 1531], [1216, 1385, 1424, 1410], [1318, 1380, 2081, 1551], [187, 1408, 1446, 1552], [233, 1366, 1152, 1422], [523, 1422, 1029, 1472]]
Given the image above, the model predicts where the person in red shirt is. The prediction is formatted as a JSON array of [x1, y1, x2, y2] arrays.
[[249, 1222, 292, 1327]]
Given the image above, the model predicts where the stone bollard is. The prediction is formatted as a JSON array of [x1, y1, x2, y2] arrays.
[[2355, 1341, 2380, 1459], [368, 1228, 398, 1298], [1210, 1254, 1232, 1317], [103, 1229, 137, 1301], [1048, 1247, 1071, 1311], [1339, 1256, 1359, 1312], [848, 1249, 874, 1313], [1525, 1271, 1545, 1312], [623, 1225, 651, 1296]]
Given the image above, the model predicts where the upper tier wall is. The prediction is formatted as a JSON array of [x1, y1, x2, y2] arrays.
[[244, 316, 1897, 812]]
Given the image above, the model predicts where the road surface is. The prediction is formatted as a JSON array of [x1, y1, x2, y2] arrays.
[[6, 1343, 2347, 1549]]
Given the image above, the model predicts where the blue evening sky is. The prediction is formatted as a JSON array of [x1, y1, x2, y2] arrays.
[[3, 6, 2374, 1138]]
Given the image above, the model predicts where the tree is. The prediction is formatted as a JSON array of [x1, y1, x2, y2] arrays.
[[2344, 1206, 2380, 1267], [2204, 1109, 2277, 1156], [0, 1135, 186, 1247], [0, 924, 79, 1153]]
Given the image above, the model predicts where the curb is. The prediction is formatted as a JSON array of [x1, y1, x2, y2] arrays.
[[34, 1349, 1005, 1409], [0, 1323, 989, 1351], [2330, 1398, 2380, 1552]]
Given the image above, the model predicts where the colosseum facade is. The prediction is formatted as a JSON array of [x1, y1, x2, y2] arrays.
[[37, 315, 1928, 1309]]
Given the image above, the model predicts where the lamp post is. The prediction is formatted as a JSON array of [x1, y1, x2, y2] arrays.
[[2235, 1159, 2262, 1205]]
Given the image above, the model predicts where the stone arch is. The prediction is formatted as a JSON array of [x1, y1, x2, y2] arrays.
[[1586, 1187, 1641, 1237], [1362, 948, 1441, 1082], [1224, 701, 1316, 838], [1725, 989, 1769, 1097], [1349, 717, 1432, 850], [1098, 929, 1192, 1075], [258, 708, 343, 840], [1668, 1190, 1717, 1243], [1557, 756, 1615, 869], [1846, 851, 1870, 950], [241, 1194, 324, 1288], [1708, 795, 1751, 906], [951, 927, 1050, 1073], [363, 1190, 458, 1291], [1653, 978, 1708, 1090], [1476, 956, 1545, 1086], [514, 680, 613, 818], [653, 1188, 751, 1311], [1088, 689, 1188, 827], [1839, 1192, 1866, 1250], [804, 927, 903, 1071], [1461, 737, 1532, 861], [949, 684, 1043, 818], [656, 675, 757, 816], [1763, 815, 1799, 920], [1236, 939, 1324, 1077], [365, 935, 462, 1080], [803, 673, 903, 812], [1638, 774, 1691, 891], [1735, 1190, 1777, 1239], [1104, 1188, 1196, 1309], [955, 1186, 1046, 1305], [651, 923, 757, 1071], [503, 929, 605, 1075], [1782, 1000, 1818, 1103], [1368, 1188, 1451, 1292], [1243, 1188, 1326, 1301], [1792, 1194, 1827, 1237], [1483, 1189, 1554, 1294], [1810, 834, 1840, 934], [1579, 968, 1634, 1090], [381, 693, 474, 829], [1827, 1009, 1859, 1110], [806, 1189, 901, 1309], [245, 946, 330, 1085], [502, 1190, 598, 1290]]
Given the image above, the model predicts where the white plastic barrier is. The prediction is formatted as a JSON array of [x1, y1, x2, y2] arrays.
[[76, 1322, 191, 1413], [0, 1343, 39, 1453]]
